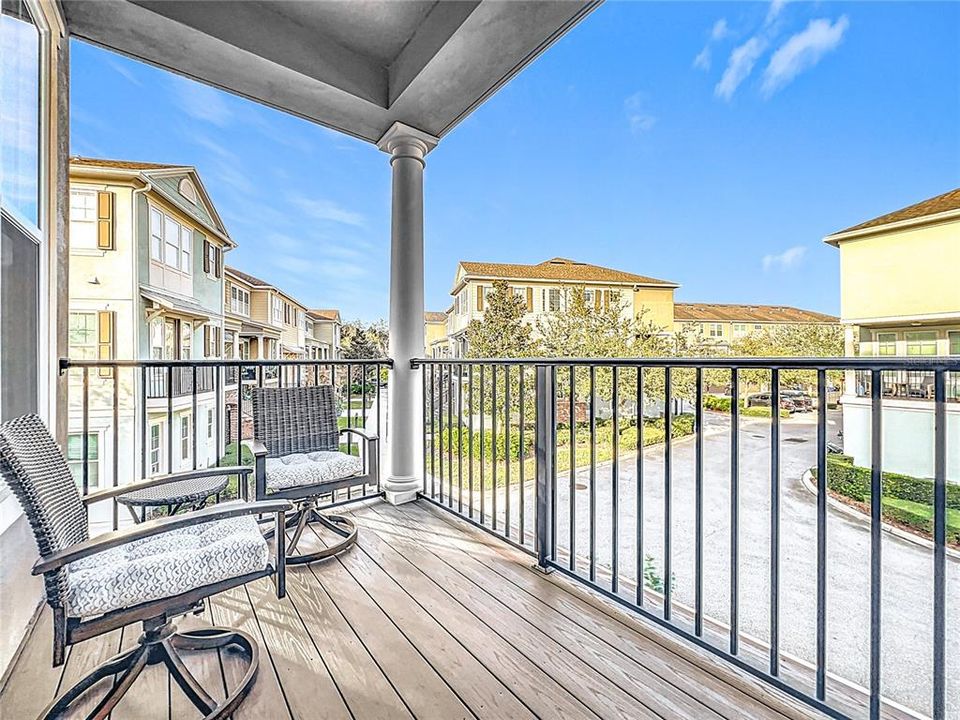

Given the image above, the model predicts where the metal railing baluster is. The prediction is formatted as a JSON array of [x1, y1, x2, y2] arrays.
[[458, 363, 464, 513], [694, 367, 703, 636], [932, 369, 946, 720], [663, 366, 672, 622], [492, 364, 498, 531], [518, 365, 525, 544], [479, 364, 485, 525], [816, 368, 827, 699], [869, 369, 882, 720], [636, 366, 644, 606], [569, 365, 576, 571], [504, 365, 511, 539], [469, 365, 475, 519], [589, 364, 597, 583], [611, 365, 619, 594], [112, 370, 119, 531], [770, 368, 780, 676], [730, 368, 740, 655]]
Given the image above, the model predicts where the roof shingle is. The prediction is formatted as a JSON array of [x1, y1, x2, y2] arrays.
[[70, 156, 184, 171], [459, 258, 678, 287], [674, 303, 838, 324], [309, 309, 341, 322], [828, 187, 960, 239], [225, 266, 273, 288], [424, 311, 447, 323]]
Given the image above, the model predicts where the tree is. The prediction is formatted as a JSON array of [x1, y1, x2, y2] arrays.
[[730, 323, 844, 390], [465, 280, 535, 359], [341, 319, 386, 359]]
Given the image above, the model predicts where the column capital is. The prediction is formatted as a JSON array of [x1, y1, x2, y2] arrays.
[[376, 121, 439, 162]]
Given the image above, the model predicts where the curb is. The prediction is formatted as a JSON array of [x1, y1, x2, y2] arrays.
[[799, 470, 960, 560]]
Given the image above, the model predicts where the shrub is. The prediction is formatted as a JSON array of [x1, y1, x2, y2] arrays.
[[882, 498, 960, 544], [438, 427, 532, 461], [812, 455, 960, 510], [704, 395, 789, 418]]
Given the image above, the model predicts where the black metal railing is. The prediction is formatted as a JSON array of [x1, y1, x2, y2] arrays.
[[145, 365, 216, 399], [415, 356, 958, 720], [61, 357, 389, 533], [854, 369, 960, 401]]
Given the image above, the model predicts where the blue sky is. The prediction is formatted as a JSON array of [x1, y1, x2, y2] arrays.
[[70, 1, 959, 323]]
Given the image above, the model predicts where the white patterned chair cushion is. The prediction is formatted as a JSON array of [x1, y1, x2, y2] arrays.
[[65, 510, 268, 617], [265, 451, 364, 492]]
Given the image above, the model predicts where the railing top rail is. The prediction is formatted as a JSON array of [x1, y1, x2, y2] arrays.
[[60, 357, 392, 373], [411, 356, 960, 370]]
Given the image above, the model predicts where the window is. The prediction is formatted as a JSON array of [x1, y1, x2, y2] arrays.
[[608, 290, 621, 306], [754, 324, 763, 331], [1, 0, 41, 227], [298, 310, 306, 332], [230, 285, 250, 316], [149, 424, 161, 475], [150, 318, 164, 359], [733, 323, 747, 337], [876, 332, 897, 356], [906, 331, 937, 356], [70, 189, 97, 221], [151, 205, 192, 274], [68, 312, 97, 359], [180, 415, 190, 461], [69, 311, 114, 374], [240, 338, 251, 360], [272, 296, 282, 324], [708, 323, 723, 338], [583, 289, 595, 306], [548, 288, 562, 312], [203, 324, 220, 357], [150, 208, 163, 260], [949, 332, 960, 356], [204, 240, 219, 278], [67, 433, 99, 490], [178, 178, 198, 203], [180, 321, 192, 360]]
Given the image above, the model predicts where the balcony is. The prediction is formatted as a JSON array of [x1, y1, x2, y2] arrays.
[[144, 366, 216, 400], [853, 370, 960, 402], [8, 355, 954, 720]]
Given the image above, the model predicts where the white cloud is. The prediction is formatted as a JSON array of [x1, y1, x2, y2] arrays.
[[762, 245, 807, 271], [624, 92, 656, 134], [711, 19, 730, 41], [765, 0, 789, 27], [693, 18, 729, 71], [292, 196, 366, 227], [761, 16, 849, 97], [715, 36, 767, 101], [169, 76, 233, 126], [105, 58, 143, 86]]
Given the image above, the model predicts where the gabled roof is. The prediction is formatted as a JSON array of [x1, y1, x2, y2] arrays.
[[225, 266, 274, 289], [825, 187, 960, 244], [674, 303, 838, 324], [71, 157, 181, 170], [69, 156, 234, 246], [309, 309, 341, 322], [456, 258, 678, 290], [424, 311, 448, 323]]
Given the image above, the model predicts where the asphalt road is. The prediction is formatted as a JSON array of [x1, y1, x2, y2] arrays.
[[482, 409, 957, 717]]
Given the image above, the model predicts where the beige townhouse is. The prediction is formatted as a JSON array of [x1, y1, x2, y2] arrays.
[[673, 303, 839, 349]]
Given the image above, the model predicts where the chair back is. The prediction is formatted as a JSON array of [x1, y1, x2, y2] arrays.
[[251, 386, 339, 458], [0, 414, 89, 608]]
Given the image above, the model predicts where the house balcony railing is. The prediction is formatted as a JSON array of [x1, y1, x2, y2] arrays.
[[144, 365, 216, 399], [59, 356, 389, 526], [57, 354, 956, 719], [414, 355, 958, 720], [853, 368, 960, 402]]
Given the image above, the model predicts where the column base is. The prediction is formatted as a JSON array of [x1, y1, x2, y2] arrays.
[[384, 476, 420, 505]]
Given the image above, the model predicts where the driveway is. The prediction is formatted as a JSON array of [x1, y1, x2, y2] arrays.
[[485, 409, 957, 716]]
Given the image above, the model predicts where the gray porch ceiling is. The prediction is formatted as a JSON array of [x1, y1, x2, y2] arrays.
[[62, 0, 598, 144]]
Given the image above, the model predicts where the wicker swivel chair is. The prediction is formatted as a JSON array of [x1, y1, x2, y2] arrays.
[[248, 385, 379, 564], [0, 414, 292, 720]]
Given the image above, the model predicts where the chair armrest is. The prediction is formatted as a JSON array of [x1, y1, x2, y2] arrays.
[[33, 499, 293, 575], [244, 439, 268, 457], [340, 427, 378, 442], [82, 467, 253, 506]]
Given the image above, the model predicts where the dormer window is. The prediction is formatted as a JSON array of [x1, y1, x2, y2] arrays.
[[178, 178, 198, 204]]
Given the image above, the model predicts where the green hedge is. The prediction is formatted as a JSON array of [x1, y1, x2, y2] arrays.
[[438, 428, 532, 460], [705, 395, 789, 418], [813, 455, 960, 510], [882, 497, 960, 544]]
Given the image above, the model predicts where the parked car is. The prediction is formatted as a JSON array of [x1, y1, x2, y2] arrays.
[[781, 390, 813, 412], [745, 392, 795, 413]]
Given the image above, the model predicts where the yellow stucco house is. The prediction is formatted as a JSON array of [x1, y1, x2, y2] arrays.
[[427, 256, 838, 357], [825, 187, 960, 481], [673, 302, 838, 348]]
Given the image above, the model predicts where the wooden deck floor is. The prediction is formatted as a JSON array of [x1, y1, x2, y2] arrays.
[[0, 499, 825, 720]]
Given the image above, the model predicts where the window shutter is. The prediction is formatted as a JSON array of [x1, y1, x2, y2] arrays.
[[215, 247, 222, 278], [97, 311, 115, 377], [203, 240, 210, 273], [595, 290, 602, 310], [526, 287, 533, 312], [476, 285, 484, 312], [96, 191, 115, 250], [603, 291, 610, 309]]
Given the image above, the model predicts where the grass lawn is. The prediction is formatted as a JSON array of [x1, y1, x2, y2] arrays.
[[882, 496, 960, 539]]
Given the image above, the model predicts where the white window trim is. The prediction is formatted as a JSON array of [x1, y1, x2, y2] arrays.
[[148, 202, 193, 276]]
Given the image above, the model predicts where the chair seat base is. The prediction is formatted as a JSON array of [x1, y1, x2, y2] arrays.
[[261, 502, 357, 565], [43, 617, 259, 720]]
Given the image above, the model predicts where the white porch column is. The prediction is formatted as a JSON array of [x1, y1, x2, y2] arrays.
[[378, 122, 438, 505]]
